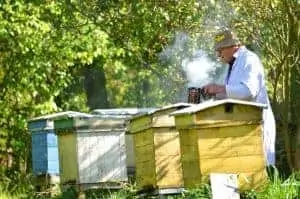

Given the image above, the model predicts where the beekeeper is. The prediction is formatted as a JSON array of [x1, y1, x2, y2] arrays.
[[202, 28, 276, 166]]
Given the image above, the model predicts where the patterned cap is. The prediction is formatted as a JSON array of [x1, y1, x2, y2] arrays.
[[214, 29, 240, 50]]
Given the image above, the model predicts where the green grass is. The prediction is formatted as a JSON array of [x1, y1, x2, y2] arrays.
[[244, 170, 300, 199], [0, 171, 299, 199]]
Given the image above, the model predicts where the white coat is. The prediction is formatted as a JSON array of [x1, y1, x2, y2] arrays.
[[225, 46, 276, 166]]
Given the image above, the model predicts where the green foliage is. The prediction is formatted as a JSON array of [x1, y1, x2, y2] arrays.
[[180, 184, 212, 199], [0, 169, 35, 198], [260, 171, 299, 199], [67, 0, 209, 107], [0, 0, 109, 172], [242, 170, 300, 199]]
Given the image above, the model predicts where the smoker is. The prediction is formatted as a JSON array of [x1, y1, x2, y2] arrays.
[[187, 87, 214, 104]]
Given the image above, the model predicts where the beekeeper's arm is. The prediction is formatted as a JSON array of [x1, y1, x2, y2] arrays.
[[226, 56, 261, 100]]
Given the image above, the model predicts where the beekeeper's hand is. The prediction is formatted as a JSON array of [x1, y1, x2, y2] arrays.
[[202, 83, 226, 95]]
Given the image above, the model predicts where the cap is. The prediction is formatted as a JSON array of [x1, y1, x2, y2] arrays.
[[214, 29, 240, 50]]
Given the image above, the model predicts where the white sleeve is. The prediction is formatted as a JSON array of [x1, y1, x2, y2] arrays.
[[225, 83, 252, 99], [226, 55, 261, 99]]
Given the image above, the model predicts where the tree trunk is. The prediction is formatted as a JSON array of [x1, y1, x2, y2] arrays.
[[296, 127, 300, 170], [84, 59, 109, 109], [287, 0, 300, 171], [290, 62, 299, 171], [282, 62, 294, 170]]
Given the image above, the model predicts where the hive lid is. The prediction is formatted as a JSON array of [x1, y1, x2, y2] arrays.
[[171, 99, 267, 116], [91, 108, 157, 116], [29, 111, 93, 122], [28, 111, 93, 131], [127, 103, 193, 133], [129, 103, 192, 120]]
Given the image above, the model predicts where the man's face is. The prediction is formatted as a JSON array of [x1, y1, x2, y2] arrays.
[[216, 46, 234, 64]]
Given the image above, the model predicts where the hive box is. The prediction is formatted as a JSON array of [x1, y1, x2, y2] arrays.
[[28, 111, 92, 185], [127, 103, 192, 193], [172, 99, 268, 190], [91, 108, 156, 176], [54, 109, 154, 189]]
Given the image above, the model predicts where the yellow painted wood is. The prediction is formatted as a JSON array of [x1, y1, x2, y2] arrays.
[[198, 145, 263, 158], [151, 109, 177, 127], [155, 155, 182, 175], [128, 115, 152, 133], [182, 177, 203, 188], [175, 104, 262, 129], [197, 135, 262, 149], [195, 124, 261, 139], [194, 104, 262, 125], [129, 107, 187, 133], [57, 132, 78, 184], [154, 129, 181, 156], [134, 129, 153, 147], [179, 130, 201, 184], [135, 174, 156, 190], [136, 161, 156, 176], [155, 154, 183, 187], [133, 129, 184, 189], [191, 121, 262, 129], [174, 114, 195, 130], [129, 105, 190, 190], [180, 146, 199, 162], [200, 155, 265, 173], [181, 162, 202, 180], [196, 126, 263, 150], [135, 160, 156, 189], [175, 103, 267, 190], [156, 173, 183, 188], [133, 130, 156, 189], [182, 169, 268, 190], [179, 129, 198, 147], [153, 128, 183, 188], [238, 170, 268, 190], [135, 144, 154, 163]]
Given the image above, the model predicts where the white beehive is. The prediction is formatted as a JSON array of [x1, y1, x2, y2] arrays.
[[54, 108, 154, 189]]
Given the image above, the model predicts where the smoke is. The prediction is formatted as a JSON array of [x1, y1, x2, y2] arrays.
[[182, 50, 219, 88], [158, 31, 227, 102], [159, 32, 191, 65], [157, 1, 238, 103]]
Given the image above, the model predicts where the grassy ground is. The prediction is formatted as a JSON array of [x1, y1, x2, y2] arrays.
[[0, 170, 299, 199]]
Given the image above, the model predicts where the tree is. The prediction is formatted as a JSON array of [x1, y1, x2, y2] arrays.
[[66, 0, 211, 107], [0, 1, 109, 172], [230, 0, 300, 171]]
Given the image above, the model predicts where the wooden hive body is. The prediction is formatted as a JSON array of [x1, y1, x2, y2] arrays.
[[54, 115, 128, 189], [128, 103, 191, 191], [28, 111, 92, 187], [91, 108, 156, 176], [173, 99, 268, 190]]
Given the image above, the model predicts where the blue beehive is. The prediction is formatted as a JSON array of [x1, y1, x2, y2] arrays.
[[28, 111, 92, 177]]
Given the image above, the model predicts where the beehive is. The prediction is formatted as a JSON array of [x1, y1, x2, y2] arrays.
[[127, 103, 191, 192], [54, 109, 154, 189], [91, 108, 156, 176], [28, 111, 92, 185], [54, 116, 123, 188], [172, 99, 268, 190]]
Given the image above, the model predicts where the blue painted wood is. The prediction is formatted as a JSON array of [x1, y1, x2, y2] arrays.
[[30, 128, 59, 175], [28, 111, 92, 176]]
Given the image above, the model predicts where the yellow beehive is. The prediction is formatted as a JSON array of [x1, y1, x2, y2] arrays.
[[127, 103, 192, 192], [172, 99, 268, 190]]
